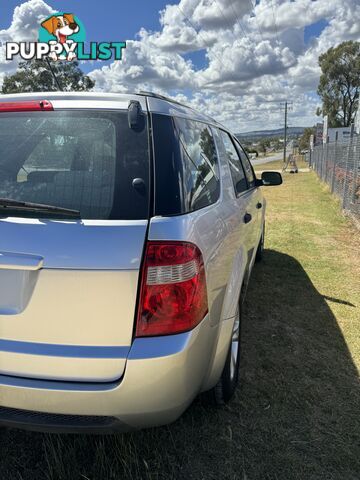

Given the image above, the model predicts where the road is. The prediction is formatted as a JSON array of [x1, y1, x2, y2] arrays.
[[251, 150, 286, 166], [250, 141, 295, 166]]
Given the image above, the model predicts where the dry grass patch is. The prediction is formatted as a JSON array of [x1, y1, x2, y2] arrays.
[[1, 171, 359, 480]]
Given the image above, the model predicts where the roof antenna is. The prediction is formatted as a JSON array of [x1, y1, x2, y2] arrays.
[[45, 57, 63, 92]]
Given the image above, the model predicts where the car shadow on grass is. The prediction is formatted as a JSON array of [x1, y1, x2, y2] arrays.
[[1, 250, 359, 480]]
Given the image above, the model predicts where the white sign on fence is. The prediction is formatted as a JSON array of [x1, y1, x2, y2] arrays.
[[323, 115, 328, 144], [310, 134, 314, 151], [355, 103, 360, 135]]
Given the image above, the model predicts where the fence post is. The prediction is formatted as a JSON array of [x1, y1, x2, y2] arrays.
[[331, 133, 338, 193], [323, 138, 328, 181], [321, 144, 324, 177], [342, 125, 354, 209]]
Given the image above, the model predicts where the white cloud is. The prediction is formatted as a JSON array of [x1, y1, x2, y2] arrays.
[[192, 0, 252, 31], [0, 0, 54, 42], [199, 38, 296, 86], [255, 0, 332, 34], [90, 39, 199, 92], [286, 0, 360, 95]]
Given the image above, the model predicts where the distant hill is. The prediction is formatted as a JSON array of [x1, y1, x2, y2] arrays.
[[236, 127, 306, 138]]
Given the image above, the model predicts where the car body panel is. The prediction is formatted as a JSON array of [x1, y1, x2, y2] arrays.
[[0, 266, 142, 381], [1, 314, 216, 431], [0, 92, 148, 112], [0, 218, 148, 381], [0, 91, 268, 432], [0, 218, 148, 270]]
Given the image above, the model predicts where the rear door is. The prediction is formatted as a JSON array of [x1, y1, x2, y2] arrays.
[[234, 138, 263, 252], [0, 103, 150, 382], [213, 129, 255, 267]]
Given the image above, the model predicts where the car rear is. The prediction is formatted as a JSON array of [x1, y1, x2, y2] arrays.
[[0, 93, 216, 432]]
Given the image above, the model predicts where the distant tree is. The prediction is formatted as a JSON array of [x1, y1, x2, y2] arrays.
[[266, 136, 282, 151], [299, 127, 315, 151], [2, 59, 95, 93], [317, 41, 360, 127], [244, 147, 258, 157], [259, 138, 271, 156]]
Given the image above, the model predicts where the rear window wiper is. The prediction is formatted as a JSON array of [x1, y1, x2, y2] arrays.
[[0, 198, 81, 217]]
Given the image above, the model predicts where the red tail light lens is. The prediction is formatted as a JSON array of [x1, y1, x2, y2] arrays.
[[136, 241, 208, 337], [0, 100, 53, 112]]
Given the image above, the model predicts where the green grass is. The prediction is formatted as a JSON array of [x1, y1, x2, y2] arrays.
[[1, 172, 359, 480]]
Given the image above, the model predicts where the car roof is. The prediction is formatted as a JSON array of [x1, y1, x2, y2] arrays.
[[0, 91, 226, 129]]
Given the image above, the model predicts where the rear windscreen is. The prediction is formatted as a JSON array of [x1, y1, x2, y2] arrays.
[[0, 110, 150, 220]]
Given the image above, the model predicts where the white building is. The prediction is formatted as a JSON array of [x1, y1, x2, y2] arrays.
[[327, 127, 352, 143]]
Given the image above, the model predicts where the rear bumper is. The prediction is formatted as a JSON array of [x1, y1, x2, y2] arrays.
[[0, 314, 215, 433]]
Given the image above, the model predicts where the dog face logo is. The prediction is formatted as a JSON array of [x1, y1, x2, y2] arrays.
[[41, 14, 80, 44], [6, 12, 126, 63], [38, 12, 85, 61]]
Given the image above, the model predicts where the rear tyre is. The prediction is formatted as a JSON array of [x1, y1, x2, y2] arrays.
[[211, 302, 242, 405], [255, 223, 265, 263]]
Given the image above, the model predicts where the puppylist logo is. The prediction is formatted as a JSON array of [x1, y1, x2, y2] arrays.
[[6, 12, 126, 62]]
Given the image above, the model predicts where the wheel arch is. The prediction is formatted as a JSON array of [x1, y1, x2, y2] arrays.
[[201, 246, 248, 392]]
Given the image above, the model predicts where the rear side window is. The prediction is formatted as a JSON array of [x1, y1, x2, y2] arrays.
[[174, 117, 220, 212], [151, 114, 220, 216], [0, 110, 149, 220], [216, 130, 248, 195]]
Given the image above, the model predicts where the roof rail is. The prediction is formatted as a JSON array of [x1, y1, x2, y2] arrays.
[[137, 91, 192, 110], [137, 90, 218, 125]]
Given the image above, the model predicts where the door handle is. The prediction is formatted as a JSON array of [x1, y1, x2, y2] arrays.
[[243, 213, 252, 224], [256, 202, 262, 209]]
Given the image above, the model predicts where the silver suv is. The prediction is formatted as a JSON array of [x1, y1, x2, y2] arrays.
[[0, 92, 281, 433]]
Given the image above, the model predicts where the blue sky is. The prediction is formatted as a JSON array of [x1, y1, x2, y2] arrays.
[[304, 19, 329, 45], [0, 0, 358, 131]]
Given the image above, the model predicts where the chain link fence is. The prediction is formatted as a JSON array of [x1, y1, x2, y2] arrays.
[[307, 135, 360, 222]]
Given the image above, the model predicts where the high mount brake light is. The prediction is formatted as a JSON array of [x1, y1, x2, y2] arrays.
[[136, 241, 208, 337], [0, 100, 53, 112]]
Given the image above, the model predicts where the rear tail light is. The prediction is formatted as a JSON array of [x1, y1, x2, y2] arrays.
[[0, 100, 53, 112], [136, 241, 208, 337]]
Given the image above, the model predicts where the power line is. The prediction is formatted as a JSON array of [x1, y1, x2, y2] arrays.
[[213, 0, 275, 57], [245, 0, 265, 42], [214, 0, 271, 45], [213, 0, 237, 32], [247, 0, 282, 43], [270, 0, 280, 43], [228, 0, 243, 26], [175, 4, 229, 72], [248, 0, 279, 99], [213, 0, 249, 41], [233, 0, 284, 45], [214, 0, 280, 59]]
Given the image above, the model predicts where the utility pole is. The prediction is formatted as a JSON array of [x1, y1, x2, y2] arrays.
[[283, 100, 288, 164], [280, 101, 292, 164]]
